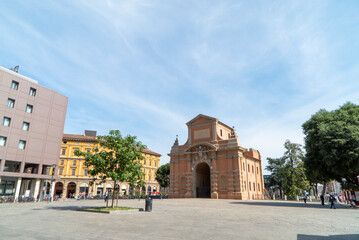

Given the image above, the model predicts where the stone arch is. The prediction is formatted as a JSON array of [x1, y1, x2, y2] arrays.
[[184, 142, 217, 152], [67, 182, 76, 198], [121, 184, 127, 195], [79, 182, 89, 196], [54, 182, 64, 197], [195, 162, 211, 198]]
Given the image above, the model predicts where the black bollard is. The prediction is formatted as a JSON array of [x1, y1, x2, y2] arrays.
[[145, 197, 153, 212]]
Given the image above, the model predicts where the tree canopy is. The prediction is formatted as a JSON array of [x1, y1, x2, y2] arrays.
[[155, 163, 170, 189], [302, 102, 359, 190], [266, 140, 309, 198], [75, 130, 146, 208]]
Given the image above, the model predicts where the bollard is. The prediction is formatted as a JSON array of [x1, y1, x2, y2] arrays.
[[145, 197, 153, 212]]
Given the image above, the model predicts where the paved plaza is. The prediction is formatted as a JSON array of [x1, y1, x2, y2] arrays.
[[0, 199, 358, 240]]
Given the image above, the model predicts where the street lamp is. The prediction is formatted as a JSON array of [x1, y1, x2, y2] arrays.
[[50, 164, 57, 203]]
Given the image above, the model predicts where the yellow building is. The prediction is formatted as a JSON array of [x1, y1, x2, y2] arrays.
[[54, 131, 161, 198]]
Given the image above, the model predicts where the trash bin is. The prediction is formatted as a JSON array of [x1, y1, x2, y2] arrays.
[[145, 197, 152, 212]]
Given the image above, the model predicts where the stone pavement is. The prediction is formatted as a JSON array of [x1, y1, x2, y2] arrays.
[[0, 199, 358, 240]]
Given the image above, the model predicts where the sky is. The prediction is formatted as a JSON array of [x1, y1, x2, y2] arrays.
[[1, 1, 359, 173]]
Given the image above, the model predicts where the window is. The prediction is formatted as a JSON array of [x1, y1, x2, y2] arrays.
[[0, 180, 15, 195], [85, 148, 91, 153], [87, 143, 90, 146], [248, 164, 249, 172], [0, 136, 7, 146], [249, 182, 251, 191], [220, 176, 226, 190], [29, 88, 36, 96], [73, 160, 77, 166], [252, 165, 254, 173], [58, 167, 64, 175], [258, 183, 260, 191], [253, 183, 255, 191], [61, 148, 66, 155], [18, 140, 26, 149], [25, 104, 33, 113], [84, 168, 88, 176], [75, 142, 79, 145], [2, 117, 11, 127], [149, 160, 151, 166], [220, 129, 223, 136], [257, 167, 259, 174], [144, 159, 146, 165], [22, 122, 30, 131], [149, 174, 151, 182], [11, 81, 19, 90], [155, 161, 157, 167], [7, 99, 15, 108], [71, 168, 76, 175], [60, 159, 64, 165], [244, 181, 246, 191]]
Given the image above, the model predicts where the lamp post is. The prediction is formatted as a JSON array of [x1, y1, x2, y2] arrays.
[[50, 164, 57, 203]]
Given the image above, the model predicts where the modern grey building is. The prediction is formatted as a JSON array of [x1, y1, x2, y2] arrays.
[[0, 65, 68, 201]]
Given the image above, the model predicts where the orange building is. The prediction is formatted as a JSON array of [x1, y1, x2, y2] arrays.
[[54, 131, 161, 199], [169, 114, 264, 200]]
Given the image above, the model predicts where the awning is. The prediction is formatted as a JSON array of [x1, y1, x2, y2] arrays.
[[80, 183, 89, 187]]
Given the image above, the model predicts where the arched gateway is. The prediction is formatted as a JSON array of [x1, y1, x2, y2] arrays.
[[195, 162, 211, 198], [169, 114, 264, 200]]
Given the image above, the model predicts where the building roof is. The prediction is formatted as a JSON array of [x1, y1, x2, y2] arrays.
[[187, 114, 234, 130], [62, 134, 161, 156], [63, 134, 97, 142], [0, 65, 38, 84]]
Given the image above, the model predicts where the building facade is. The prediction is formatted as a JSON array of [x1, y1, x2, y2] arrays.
[[0, 66, 68, 201], [55, 131, 161, 198], [169, 114, 264, 200]]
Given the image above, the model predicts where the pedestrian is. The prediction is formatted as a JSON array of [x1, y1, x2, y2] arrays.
[[303, 194, 307, 204], [104, 191, 108, 202], [329, 194, 336, 209], [320, 194, 324, 206]]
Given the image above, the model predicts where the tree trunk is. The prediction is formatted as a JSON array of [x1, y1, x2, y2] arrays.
[[111, 180, 116, 208], [315, 183, 318, 199], [322, 182, 326, 196]]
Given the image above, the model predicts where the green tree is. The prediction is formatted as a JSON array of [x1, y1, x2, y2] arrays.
[[75, 130, 146, 208], [266, 140, 309, 199], [282, 140, 309, 198], [155, 163, 170, 190], [265, 157, 286, 198], [302, 102, 359, 190]]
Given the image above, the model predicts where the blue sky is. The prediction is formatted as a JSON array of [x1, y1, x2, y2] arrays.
[[1, 1, 359, 172]]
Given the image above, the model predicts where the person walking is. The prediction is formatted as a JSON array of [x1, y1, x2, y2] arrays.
[[320, 194, 325, 205], [303, 194, 307, 204], [329, 194, 336, 209], [104, 191, 108, 203]]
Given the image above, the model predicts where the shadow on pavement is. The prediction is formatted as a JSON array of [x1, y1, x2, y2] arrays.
[[230, 201, 353, 209], [32, 205, 98, 211], [297, 234, 359, 239]]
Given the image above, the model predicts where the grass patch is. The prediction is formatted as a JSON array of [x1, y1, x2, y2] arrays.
[[85, 207, 138, 211]]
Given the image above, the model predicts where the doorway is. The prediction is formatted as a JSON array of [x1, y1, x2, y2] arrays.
[[195, 162, 211, 198]]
